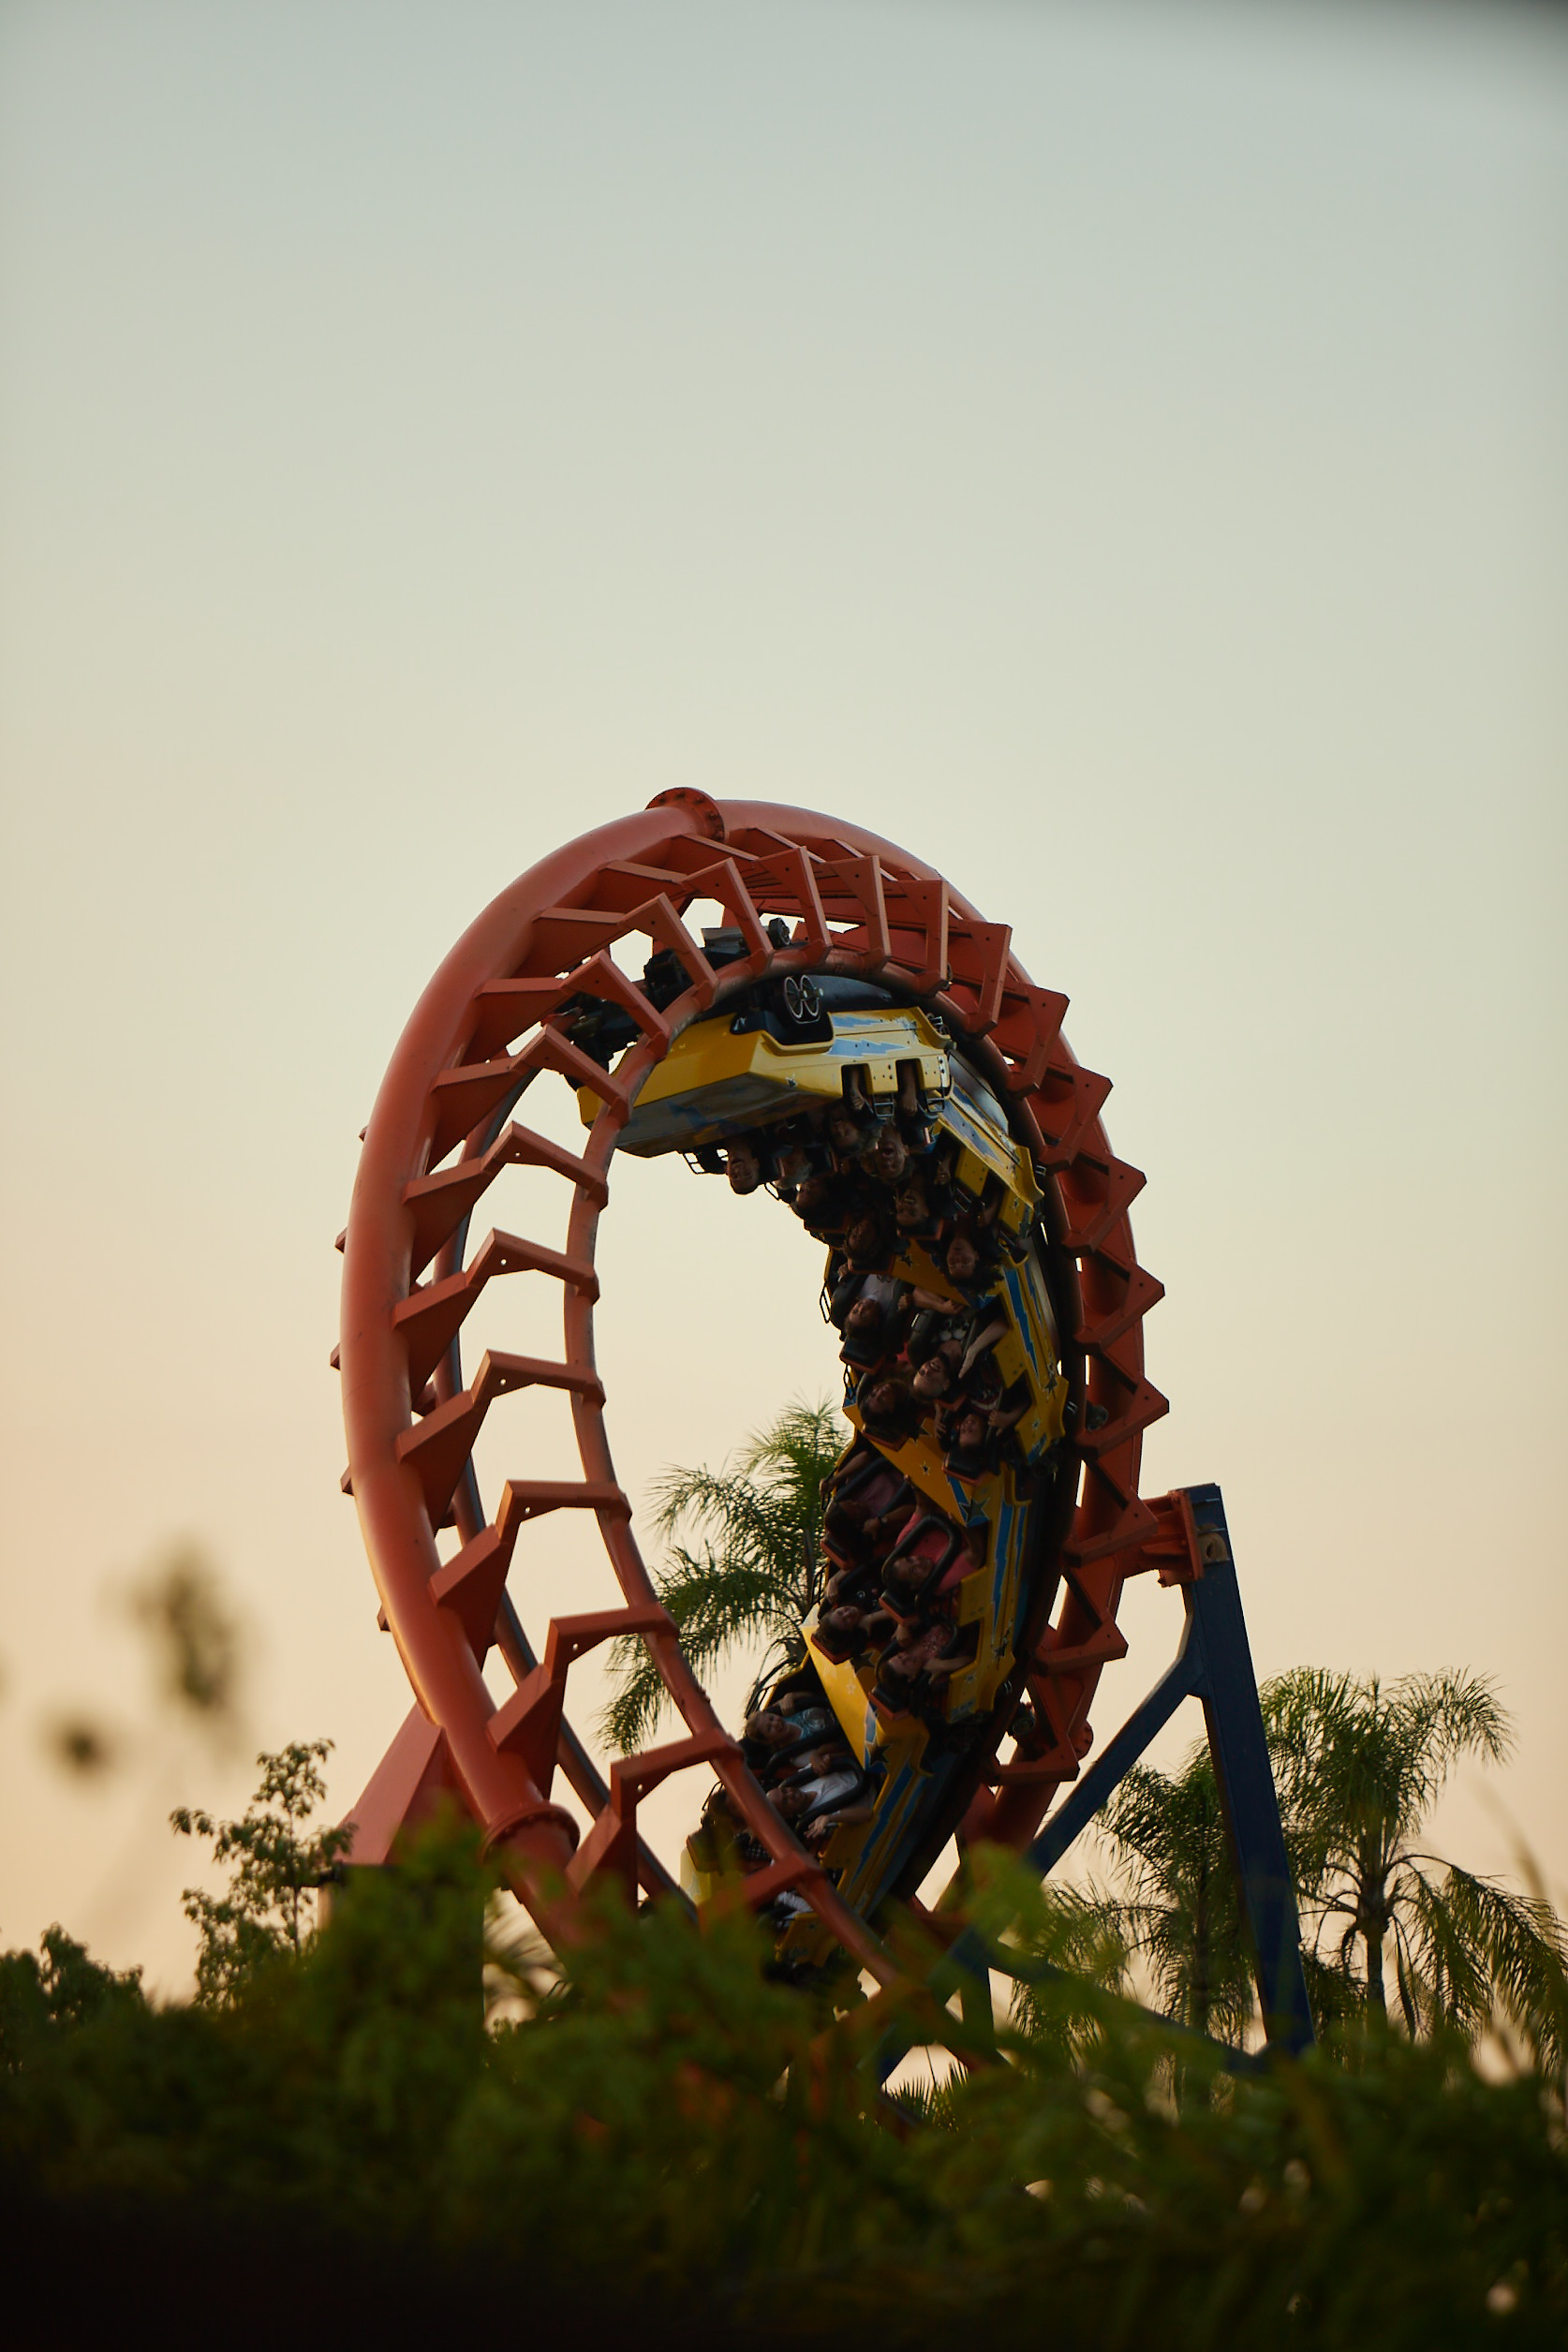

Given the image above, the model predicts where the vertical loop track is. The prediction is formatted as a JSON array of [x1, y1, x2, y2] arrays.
[[338, 796, 1164, 1966]]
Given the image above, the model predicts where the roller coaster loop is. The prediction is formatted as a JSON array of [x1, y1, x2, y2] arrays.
[[334, 792, 1309, 2050]]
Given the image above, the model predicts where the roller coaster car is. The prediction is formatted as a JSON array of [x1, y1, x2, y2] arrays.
[[578, 984, 1068, 1969], [583, 977, 951, 1161]]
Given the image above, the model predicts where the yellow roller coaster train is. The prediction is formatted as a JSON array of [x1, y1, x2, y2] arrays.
[[579, 957, 1068, 1972]]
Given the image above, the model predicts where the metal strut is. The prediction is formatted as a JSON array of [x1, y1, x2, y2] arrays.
[[1029, 1485, 1313, 2053], [886, 1484, 1313, 2080]]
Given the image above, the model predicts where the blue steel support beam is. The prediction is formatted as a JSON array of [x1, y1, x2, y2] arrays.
[[1024, 1620, 1206, 1878], [879, 1482, 1313, 2085], [1179, 1486, 1313, 2053]]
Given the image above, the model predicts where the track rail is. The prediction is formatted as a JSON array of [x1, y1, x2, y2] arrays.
[[337, 793, 1165, 1967]]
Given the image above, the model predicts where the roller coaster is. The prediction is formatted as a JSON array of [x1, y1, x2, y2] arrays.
[[337, 794, 1310, 2048]]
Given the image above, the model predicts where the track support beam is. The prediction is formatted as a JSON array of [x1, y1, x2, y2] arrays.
[[1027, 1485, 1312, 2054], [885, 1487, 1313, 2085]]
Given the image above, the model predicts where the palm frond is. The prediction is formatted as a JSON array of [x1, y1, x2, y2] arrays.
[[1263, 1666, 1527, 2006], [735, 1395, 848, 1480], [600, 1398, 849, 1756], [598, 1544, 802, 1754], [1094, 1745, 1254, 2041], [1387, 1673, 1511, 1824], [1000, 1881, 1132, 2063], [647, 1462, 785, 1557], [889, 2071, 963, 2131], [1416, 1861, 1568, 2068], [599, 1638, 673, 1758], [1299, 1944, 1362, 2038]]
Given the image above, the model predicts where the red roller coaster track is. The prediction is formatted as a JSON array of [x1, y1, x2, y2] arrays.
[[337, 794, 1168, 1974]]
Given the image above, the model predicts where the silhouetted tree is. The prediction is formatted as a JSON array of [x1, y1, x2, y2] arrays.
[[1093, 1746, 1255, 2045], [171, 1738, 352, 2002], [600, 1398, 845, 1753], [1265, 1667, 1567, 2062]]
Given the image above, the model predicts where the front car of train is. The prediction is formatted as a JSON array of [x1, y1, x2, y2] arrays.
[[570, 934, 1071, 1969]]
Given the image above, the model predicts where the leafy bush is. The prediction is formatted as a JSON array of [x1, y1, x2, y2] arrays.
[[2, 1818, 1563, 2349], [170, 1738, 353, 2002]]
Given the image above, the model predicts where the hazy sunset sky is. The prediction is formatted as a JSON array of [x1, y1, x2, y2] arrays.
[[2, 0, 1564, 1990]]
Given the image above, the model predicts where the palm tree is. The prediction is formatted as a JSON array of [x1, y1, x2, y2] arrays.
[[1092, 1747, 1257, 2047], [599, 1398, 848, 1756], [1002, 1884, 1135, 2064], [1264, 1666, 1567, 2063]]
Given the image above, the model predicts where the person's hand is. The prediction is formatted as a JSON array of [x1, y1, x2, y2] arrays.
[[960, 1315, 1007, 1378]]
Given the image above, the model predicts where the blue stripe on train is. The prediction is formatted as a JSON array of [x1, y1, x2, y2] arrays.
[[844, 1759, 921, 1904], [999, 1261, 1043, 1383], [992, 1497, 1016, 1621]]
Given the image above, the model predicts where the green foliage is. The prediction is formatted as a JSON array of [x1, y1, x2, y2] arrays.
[[457, 1883, 935, 2296], [601, 1397, 847, 1753], [925, 1921, 1568, 2350], [1, 1826, 1564, 2346], [170, 1740, 354, 2004], [1263, 1668, 1567, 2058], [1070, 1671, 1565, 2062], [16, 1620, 1564, 2340], [0, 1926, 144, 2064], [961, 1849, 1136, 2064], [1094, 1748, 1256, 2045]]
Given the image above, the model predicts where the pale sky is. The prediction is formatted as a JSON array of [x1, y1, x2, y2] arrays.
[[2, 0, 1565, 1992]]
